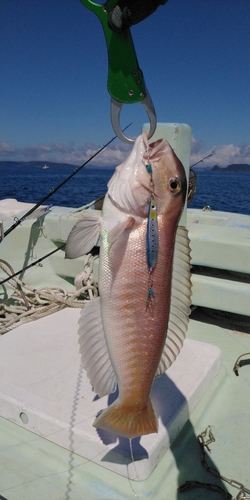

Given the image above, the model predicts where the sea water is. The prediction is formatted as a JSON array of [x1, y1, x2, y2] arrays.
[[0, 165, 249, 215]]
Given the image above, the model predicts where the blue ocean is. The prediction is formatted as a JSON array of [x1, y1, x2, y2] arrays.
[[0, 164, 249, 215]]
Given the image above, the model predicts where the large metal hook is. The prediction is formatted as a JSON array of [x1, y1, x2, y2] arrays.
[[111, 92, 157, 143]]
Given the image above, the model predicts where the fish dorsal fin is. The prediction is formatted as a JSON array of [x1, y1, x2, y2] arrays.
[[78, 297, 117, 397], [155, 226, 192, 376], [65, 211, 101, 259]]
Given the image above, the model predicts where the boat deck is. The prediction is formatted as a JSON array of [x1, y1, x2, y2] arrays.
[[0, 310, 249, 500], [0, 201, 250, 499]]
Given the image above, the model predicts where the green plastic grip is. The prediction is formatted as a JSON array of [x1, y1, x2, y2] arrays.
[[80, 0, 147, 104]]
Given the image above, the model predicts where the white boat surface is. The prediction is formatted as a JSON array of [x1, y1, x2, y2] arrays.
[[0, 124, 249, 500]]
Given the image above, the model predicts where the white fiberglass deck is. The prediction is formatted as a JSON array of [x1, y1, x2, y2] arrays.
[[0, 308, 221, 482], [1, 313, 250, 500]]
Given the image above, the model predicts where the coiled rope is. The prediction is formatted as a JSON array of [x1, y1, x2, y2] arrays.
[[0, 254, 98, 335]]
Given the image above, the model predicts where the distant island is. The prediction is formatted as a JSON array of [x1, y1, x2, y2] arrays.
[[0, 160, 78, 169], [211, 163, 250, 172], [0, 160, 117, 169], [1, 160, 249, 172]]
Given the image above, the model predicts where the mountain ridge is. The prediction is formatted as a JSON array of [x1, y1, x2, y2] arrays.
[[1, 161, 249, 171], [211, 163, 250, 172]]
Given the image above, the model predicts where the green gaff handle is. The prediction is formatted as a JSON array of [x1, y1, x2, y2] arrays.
[[80, 0, 147, 104]]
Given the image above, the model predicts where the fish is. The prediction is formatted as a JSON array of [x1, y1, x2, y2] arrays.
[[66, 133, 192, 439]]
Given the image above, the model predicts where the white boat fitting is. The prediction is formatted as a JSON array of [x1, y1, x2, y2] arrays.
[[0, 124, 249, 500]]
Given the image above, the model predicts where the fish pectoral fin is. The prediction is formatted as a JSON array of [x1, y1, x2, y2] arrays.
[[156, 226, 192, 376], [78, 297, 117, 397], [65, 211, 101, 259], [108, 216, 135, 244]]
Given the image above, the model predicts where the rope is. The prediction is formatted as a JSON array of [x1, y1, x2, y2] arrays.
[[0, 254, 99, 335]]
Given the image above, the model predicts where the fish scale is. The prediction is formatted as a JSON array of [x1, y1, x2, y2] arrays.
[[66, 133, 192, 439], [98, 215, 178, 429]]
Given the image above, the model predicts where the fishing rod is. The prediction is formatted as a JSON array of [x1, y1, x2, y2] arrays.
[[190, 153, 213, 168], [2, 132, 210, 286], [0, 244, 66, 286], [3, 123, 132, 239], [187, 154, 213, 203]]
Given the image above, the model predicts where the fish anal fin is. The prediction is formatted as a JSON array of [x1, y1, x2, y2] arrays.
[[78, 297, 117, 397], [156, 226, 192, 376], [93, 399, 158, 439], [65, 211, 101, 259]]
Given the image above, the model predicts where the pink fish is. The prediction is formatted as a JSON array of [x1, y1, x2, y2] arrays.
[[66, 133, 191, 439]]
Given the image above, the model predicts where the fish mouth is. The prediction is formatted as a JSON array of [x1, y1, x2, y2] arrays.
[[144, 138, 167, 163], [145, 137, 187, 188], [149, 138, 162, 148]]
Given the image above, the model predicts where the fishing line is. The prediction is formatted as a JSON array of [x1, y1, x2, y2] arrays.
[[0, 244, 65, 286], [128, 438, 139, 497], [3, 123, 132, 239]]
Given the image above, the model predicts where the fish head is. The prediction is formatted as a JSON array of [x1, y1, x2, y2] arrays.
[[146, 137, 187, 220], [107, 134, 155, 218], [107, 133, 186, 221]]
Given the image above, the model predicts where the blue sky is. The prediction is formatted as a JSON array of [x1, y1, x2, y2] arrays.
[[0, 0, 249, 167]]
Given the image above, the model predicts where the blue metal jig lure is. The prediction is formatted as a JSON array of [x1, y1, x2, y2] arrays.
[[146, 194, 158, 272], [145, 162, 158, 312]]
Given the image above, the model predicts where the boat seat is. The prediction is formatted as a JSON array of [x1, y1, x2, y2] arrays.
[[187, 209, 250, 316]]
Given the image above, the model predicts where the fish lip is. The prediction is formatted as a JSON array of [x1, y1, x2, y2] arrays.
[[148, 138, 163, 149]]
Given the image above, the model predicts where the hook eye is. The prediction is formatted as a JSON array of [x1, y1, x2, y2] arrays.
[[111, 94, 157, 144]]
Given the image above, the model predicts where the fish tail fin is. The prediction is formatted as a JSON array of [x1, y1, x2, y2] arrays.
[[93, 399, 158, 439]]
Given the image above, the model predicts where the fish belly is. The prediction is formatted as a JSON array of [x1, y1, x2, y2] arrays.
[[95, 217, 176, 438]]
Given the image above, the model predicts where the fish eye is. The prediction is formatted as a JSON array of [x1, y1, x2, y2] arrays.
[[169, 177, 182, 194]]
